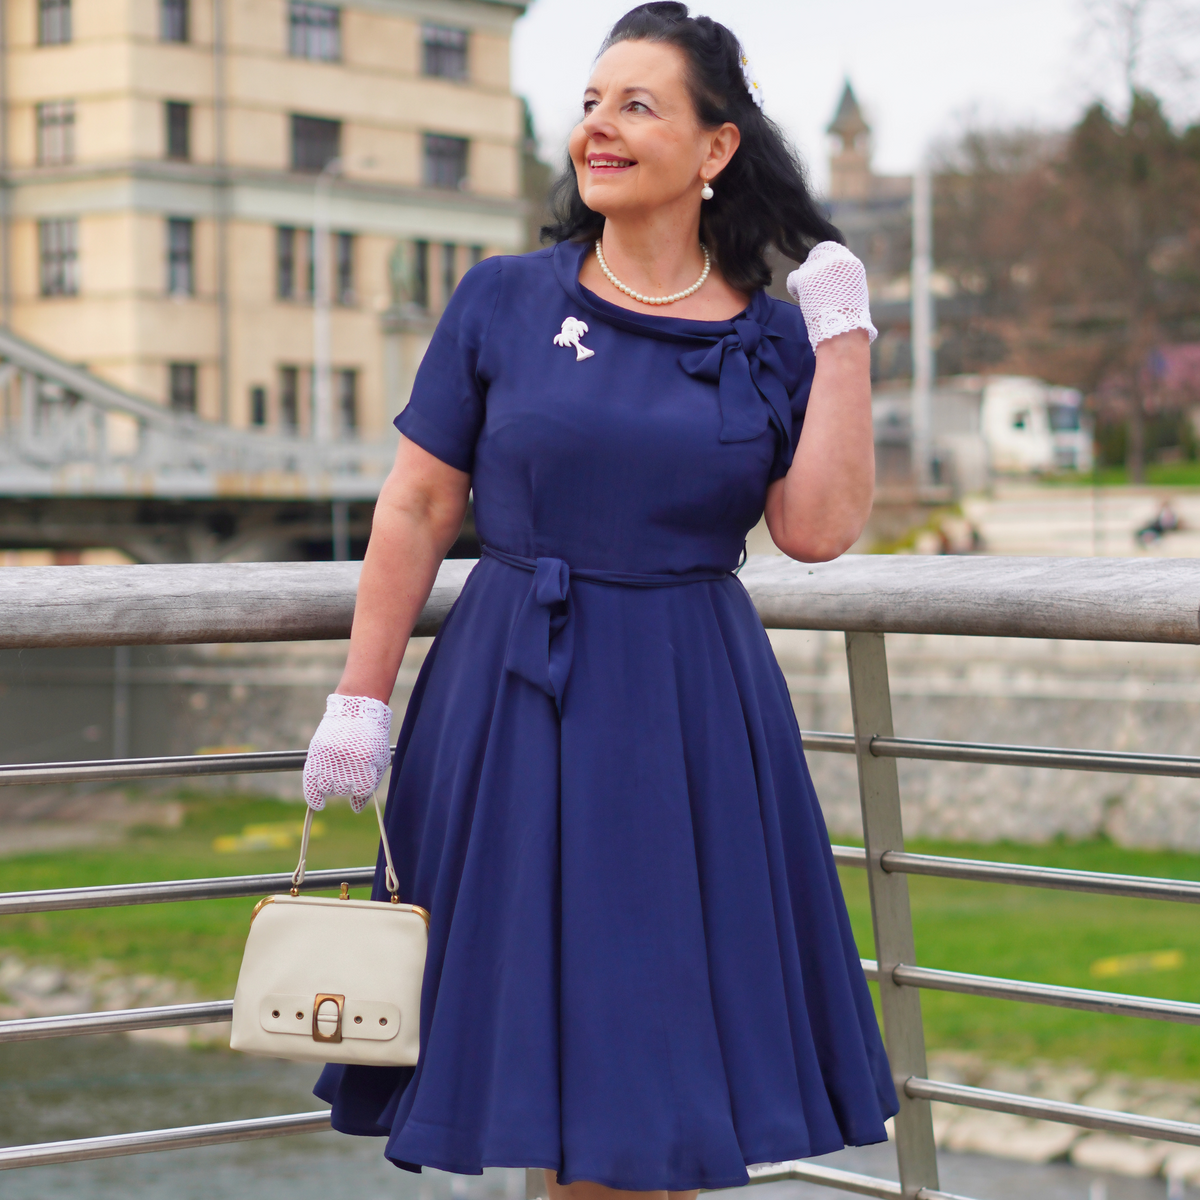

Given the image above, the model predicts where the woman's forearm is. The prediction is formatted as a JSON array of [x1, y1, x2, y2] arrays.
[[765, 329, 874, 562], [336, 438, 470, 702]]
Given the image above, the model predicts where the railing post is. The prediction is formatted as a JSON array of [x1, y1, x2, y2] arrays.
[[845, 631, 939, 1198]]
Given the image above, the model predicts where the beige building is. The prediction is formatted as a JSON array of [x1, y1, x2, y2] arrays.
[[0, 0, 528, 441]]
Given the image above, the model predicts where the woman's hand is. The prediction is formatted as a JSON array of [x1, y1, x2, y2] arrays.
[[303, 694, 393, 812], [786, 241, 877, 350]]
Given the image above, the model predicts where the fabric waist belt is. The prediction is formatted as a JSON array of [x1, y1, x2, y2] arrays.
[[481, 545, 732, 714]]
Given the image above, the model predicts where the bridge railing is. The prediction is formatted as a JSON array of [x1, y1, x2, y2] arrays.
[[0, 325, 395, 497], [2, 554, 1200, 1200]]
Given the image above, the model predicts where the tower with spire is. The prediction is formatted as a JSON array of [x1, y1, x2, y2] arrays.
[[827, 81, 873, 202], [819, 80, 915, 387]]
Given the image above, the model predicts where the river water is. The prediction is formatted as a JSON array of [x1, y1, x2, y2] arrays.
[[0, 1036, 1178, 1200]]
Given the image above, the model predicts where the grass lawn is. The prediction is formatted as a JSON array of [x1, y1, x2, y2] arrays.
[[2, 795, 1199, 1080], [838, 838, 1200, 1080], [1044, 462, 1200, 488], [0, 792, 383, 997]]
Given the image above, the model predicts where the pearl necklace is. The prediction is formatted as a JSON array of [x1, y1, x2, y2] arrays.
[[594, 240, 711, 306]]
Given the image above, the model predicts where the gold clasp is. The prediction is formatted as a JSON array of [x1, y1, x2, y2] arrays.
[[338, 882, 349, 900], [312, 993, 345, 1043]]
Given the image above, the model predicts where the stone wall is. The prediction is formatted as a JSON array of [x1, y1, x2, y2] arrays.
[[774, 630, 1200, 850], [3, 630, 1199, 850]]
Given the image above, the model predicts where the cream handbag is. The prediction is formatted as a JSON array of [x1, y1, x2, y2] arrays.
[[229, 793, 428, 1066]]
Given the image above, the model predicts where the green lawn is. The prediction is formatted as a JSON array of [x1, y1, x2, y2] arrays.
[[2, 797, 1198, 1079], [1044, 462, 1200, 487], [0, 793, 382, 997], [838, 837, 1200, 1080]]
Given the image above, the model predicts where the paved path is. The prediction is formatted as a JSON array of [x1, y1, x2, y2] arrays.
[[964, 485, 1200, 559]]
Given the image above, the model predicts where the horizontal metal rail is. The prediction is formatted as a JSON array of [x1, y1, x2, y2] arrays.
[[746, 1161, 972, 1200], [744, 1160, 900, 1198], [860, 959, 1200, 1024], [881, 849, 1200, 903], [906, 1077, 1200, 1146], [0, 748, 309, 787], [831, 842, 1200, 903], [0, 1114, 971, 1199], [16, 952, 1195, 1049], [6, 729, 1197, 790], [0, 999, 232, 1044], [6, 843, 1186, 918], [0, 866, 376, 915], [0, 1110, 332, 1170], [802, 730, 1200, 778]]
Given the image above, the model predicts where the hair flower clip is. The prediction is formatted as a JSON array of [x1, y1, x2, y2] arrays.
[[740, 51, 764, 110]]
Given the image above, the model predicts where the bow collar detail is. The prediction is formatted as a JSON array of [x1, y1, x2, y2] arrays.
[[679, 315, 796, 446]]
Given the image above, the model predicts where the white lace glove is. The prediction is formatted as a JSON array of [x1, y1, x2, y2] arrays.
[[786, 241, 878, 351], [302, 693, 393, 812]]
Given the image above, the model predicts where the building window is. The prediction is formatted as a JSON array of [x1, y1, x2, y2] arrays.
[[167, 218, 194, 296], [160, 0, 187, 42], [291, 114, 340, 173], [165, 102, 190, 160], [169, 363, 198, 414], [39, 218, 78, 296], [423, 134, 468, 191], [279, 366, 299, 432], [276, 226, 296, 299], [249, 385, 267, 427], [422, 24, 467, 80], [335, 232, 353, 305], [441, 243, 456, 305], [38, 0, 71, 45], [289, 0, 339, 61], [469, 244, 484, 268], [412, 240, 429, 308], [304, 228, 314, 298], [36, 100, 74, 165], [338, 369, 357, 434]]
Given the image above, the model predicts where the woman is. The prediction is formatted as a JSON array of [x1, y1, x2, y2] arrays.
[[306, 4, 898, 1196]]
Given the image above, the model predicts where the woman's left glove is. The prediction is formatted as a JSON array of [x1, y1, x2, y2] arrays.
[[302, 693, 393, 812], [786, 241, 878, 352]]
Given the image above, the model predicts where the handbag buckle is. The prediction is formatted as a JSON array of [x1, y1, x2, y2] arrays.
[[312, 993, 345, 1043]]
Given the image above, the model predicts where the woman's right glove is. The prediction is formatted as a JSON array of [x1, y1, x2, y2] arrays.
[[302, 693, 393, 812]]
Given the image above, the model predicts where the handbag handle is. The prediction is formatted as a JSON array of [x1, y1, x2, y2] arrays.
[[290, 792, 401, 903]]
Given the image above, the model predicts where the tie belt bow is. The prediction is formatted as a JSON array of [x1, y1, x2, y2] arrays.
[[482, 546, 730, 713]]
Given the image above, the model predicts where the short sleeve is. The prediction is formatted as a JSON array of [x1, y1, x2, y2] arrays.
[[767, 309, 817, 483], [393, 257, 503, 473]]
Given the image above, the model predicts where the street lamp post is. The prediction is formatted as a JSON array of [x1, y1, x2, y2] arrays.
[[911, 161, 934, 490], [312, 156, 342, 445]]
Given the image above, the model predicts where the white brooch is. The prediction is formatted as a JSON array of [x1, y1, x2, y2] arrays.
[[740, 52, 764, 109], [554, 316, 594, 361]]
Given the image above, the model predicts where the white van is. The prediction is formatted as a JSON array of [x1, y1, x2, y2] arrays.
[[980, 376, 1093, 474]]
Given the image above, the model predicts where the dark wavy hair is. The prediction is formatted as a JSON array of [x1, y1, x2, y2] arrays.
[[539, 2, 842, 294]]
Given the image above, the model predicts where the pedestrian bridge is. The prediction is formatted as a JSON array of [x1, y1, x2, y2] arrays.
[[1, 553, 1200, 1200], [0, 327, 393, 501]]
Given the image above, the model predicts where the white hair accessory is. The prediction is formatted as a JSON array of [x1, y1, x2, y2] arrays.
[[740, 51, 764, 110]]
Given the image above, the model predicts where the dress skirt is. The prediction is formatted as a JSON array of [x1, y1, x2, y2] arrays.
[[315, 551, 898, 1191]]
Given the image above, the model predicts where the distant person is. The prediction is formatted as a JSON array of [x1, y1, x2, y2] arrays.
[[1136, 499, 1182, 546], [302, 5, 895, 1197]]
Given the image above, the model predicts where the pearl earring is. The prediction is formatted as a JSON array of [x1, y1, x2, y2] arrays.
[[700, 178, 714, 200]]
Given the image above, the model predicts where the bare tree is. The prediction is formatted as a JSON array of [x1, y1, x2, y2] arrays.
[[1071, 0, 1200, 479]]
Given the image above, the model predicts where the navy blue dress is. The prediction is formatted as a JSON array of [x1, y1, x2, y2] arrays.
[[315, 239, 898, 1191]]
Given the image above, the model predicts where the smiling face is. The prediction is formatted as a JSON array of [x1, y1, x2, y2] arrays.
[[568, 39, 738, 223]]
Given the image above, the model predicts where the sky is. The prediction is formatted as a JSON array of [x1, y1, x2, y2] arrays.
[[511, 0, 1200, 191]]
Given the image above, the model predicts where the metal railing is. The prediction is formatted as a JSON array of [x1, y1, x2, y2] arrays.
[[2, 552, 1200, 1200]]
